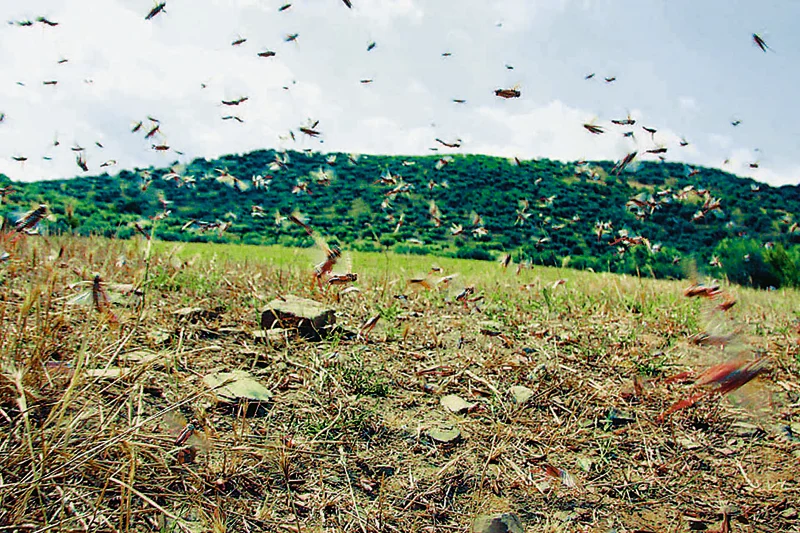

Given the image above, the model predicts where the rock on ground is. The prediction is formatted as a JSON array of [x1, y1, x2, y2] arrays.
[[260, 295, 335, 340]]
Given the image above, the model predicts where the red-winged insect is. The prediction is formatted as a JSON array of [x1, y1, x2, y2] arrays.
[[164, 413, 211, 465]]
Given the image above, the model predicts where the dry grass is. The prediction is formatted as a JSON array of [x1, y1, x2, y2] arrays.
[[0, 234, 798, 532]]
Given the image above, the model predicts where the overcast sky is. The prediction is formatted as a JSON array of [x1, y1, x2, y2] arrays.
[[1, 0, 798, 186]]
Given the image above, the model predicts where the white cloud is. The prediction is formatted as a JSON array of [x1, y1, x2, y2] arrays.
[[0, 0, 797, 188], [679, 96, 698, 112]]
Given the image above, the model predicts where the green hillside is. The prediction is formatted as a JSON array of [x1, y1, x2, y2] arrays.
[[2, 150, 799, 286]]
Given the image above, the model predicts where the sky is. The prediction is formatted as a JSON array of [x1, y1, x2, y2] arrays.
[[0, 0, 799, 186]]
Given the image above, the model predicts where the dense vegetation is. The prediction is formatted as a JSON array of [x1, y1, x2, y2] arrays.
[[2, 150, 799, 287]]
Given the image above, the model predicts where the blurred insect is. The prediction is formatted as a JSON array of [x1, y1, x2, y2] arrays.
[[359, 315, 380, 341], [731, 119, 742, 127], [215, 169, 250, 191], [222, 115, 244, 123], [258, 50, 276, 58], [285, 33, 299, 42], [222, 96, 248, 106], [299, 119, 321, 137], [36, 16, 59, 27], [144, 123, 160, 139], [752, 33, 770, 53], [67, 274, 139, 321], [679, 137, 690, 147], [327, 272, 358, 286], [642, 126, 657, 139], [434, 156, 453, 170], [76, 153, 88, 172], [494, 87, 521, 99], [611, 112, 635, 126], [612, 151, 637, 175], [657, 357, 770, 422], [683, 259, 722, 299], [164, 412, 210, 465], [367, 41, 376, 51], [541, 463, 577, 489], [499, 253, 512, 269], [131, 120, 143, 133], [100, 160, 117, 168], [12, 155, 28, 163], [435, 138, 461, 148], [312, 234, 342, 288], [152, 143, 170, 151], [14, 204, 51, 234], [279, 3, 292, 11], [130, 221, 151, 239], [429, 200, 443, 227], [452, 98, 466, 103], [231, 36, 247, 46], [454, 285, 475, 306], [342, 0, 353, 8], [407, 277, 434, 291], [583, 123, 604, 135], [43, 80, 58, 86], [285, 210, 312, 235], [145, 2, 167, 20]]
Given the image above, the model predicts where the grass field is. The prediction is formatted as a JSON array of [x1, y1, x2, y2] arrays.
[[1, 235, 798, 532]]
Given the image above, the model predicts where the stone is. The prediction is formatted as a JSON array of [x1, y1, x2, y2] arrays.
[[471, 512, 524, 533], [441, 394, 475, 414], [427, 425, 461, 443], [260, 295, 335, 340], [253, 328, 293, 345], [508, 385, 534, 405], [203, 370, 273, 405], [85, 367, 127, 379]]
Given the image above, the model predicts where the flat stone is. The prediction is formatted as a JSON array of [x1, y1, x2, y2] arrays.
[[253, 328, 294, 344], [441, 394, 475, 414], [472, 512, 524, 533], [203, 370, 273, 405], [260, 295, 335, 340], [508, 385, 534, 405], [85, 367, 128, 379], [427, 425, 461, 443]]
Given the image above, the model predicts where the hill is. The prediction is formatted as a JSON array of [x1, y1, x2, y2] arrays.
[[2, 150, 799, 286]]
